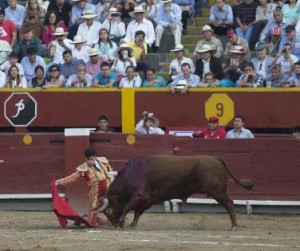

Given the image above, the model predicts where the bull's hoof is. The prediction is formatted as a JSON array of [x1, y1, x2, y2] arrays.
[[231, 226, 237, 231], [128, 223, 137, 229]]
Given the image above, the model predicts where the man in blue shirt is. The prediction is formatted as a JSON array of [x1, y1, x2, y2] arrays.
[[279, 25, 300, 60], [60, 50, 85, 80], [93, 61, 117, 88]]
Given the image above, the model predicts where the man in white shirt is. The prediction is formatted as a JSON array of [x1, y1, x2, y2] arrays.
[[66, 64, 93, 87], [226, 115, 255, 139], [70, 35, 91, 63], [123, 6, 155, 47], [76, 9, 102, 48], [5, 0, 25, 28]]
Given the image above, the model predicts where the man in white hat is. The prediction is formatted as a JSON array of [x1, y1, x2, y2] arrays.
[[193, 25, 223, 59], [71, 35, 91, 63], [76, 9, 102, 48], [102, 7, 125, 45], [169, 44, 195, 80], [123, 5, 155, 48], [86, 48, 106, 76], [49, 27, 73, 64], [154, 0, 182, 51], [195, 44, 224, 81]]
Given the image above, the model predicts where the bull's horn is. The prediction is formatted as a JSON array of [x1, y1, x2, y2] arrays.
[[92, 198, 109, 212]]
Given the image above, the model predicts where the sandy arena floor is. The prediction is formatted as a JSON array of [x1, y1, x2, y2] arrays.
[[0, 211, 299, 251]]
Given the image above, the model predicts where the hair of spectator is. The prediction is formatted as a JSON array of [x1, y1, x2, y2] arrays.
[[271, 65, 281, 71], [181, 62, 191, 69], [135, 30, 145, 38], [98, 28, 113, 48], [243, 62, 255, 71], [84, 148, 96, 158], [48, 64, 60, 72], [98, 115, 108, 122], [27, 47, 37, 55], [147, 68, 156, 74], [273, 8, 282, 15], [44, 10, 62, 26], [34, 65, 45, 73], [9, 51, 18, 58], [234, 115, 245, 122], [0, 10, 5, 16], [8, 65, 19, 76], [101, 61, 111, 69], [294, 61, 300, 67], [204, 72, 215, 79], [63, 50, 72, 56], [126, 65, 135, 72], [284, 43, 292, 49]]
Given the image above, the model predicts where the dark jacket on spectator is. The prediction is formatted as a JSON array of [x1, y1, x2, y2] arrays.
[[195, 56, 224, 80]]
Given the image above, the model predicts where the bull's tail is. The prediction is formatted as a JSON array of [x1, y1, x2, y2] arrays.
[[219, 159, 254, 190]]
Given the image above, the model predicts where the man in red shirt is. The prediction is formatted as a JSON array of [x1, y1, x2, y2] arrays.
[[0, 9, 16, 47], [193, 116, 227, 139]]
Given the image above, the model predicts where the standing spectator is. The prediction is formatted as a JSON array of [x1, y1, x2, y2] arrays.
[[60, 50, 85, 80], [170, 44, 195, 78], [235, 0, 258, 42], [42, 10, 67, 46], [0, 40, 12, 65], [66, 64, 93, 87], [47, 0, 72, 28], [94, 28, 118, 62], [173, 0, 194, 35], [48, 27, 73, 64], [154, 0, 182, 52], [142, 68, 166, 87], [251, 42, 273, 81], [92, 61, 117, 88], [123, 5, 155, 48], [224, 29, 250, 60], [119, 65, 142, 88], [25, 0, 46, 23], [209, 0, 233, 36], [195, 44, 224, 81], [0, 9, 17, 47], [19, 14, 43, 40], [3, 65, 27, 88], [31, 65, 47, 88], [13, 26, 43, 61], [5, 0, 26, 29], [45, 64, 65, 87], [101, 7, 125, 45], [193, 25, 223, 59], [265, 27, 282, 57], [76, 9, 102, 48], [95, 0, 112, 23], [112, 44, 136, 77], [135, 111, 165, 135], [70, 35, 91, 63], [260, 9, 287, 42], [226, 115, 254, 139], [282, 0, 299, 25], [117, 0, 135, 26], [86, 48, 106, 76], [21, 47, 46, 84], [193, 116, 226, 139], [236, 61, 264, 87], [279, 25, 300, 60]]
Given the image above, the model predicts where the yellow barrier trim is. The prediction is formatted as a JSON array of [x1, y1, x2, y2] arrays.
[[121, 88, 135, 133]]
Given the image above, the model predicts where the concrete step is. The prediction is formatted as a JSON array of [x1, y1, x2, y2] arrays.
[[187, 26, 202, 35], [194, 18, 210, 26], [182, 35, 202, 45]]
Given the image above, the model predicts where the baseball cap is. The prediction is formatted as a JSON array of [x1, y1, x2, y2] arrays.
[[208, 116, 219, 123]]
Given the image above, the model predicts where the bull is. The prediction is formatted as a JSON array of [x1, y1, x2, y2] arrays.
[[94, 155, 253, 230]]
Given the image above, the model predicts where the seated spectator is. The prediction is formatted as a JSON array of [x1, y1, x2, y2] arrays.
[[224, 29, 250, 60], [275, 43, 298, 81], [31, 65, 47, 88], [170, 44, 195, 79], [0, 9, 17, 47], [0, 51, 24, 76], [93, 61, 117, 88], [70, 35, 91, 63], [3, 65, 27, 88], [94, 28, 118, 62], [142, 68, 166, 87], [195, 44, 224, 81], [135, 111, 165, 135], [154, 0, 182, 52], [279, 25, 300, 60], [287, 61, 300, 87], [265, 27, 281, 57], [48, 27, 73, 64], [66, 64, 93, 87], [19, 14, 43, 40], [42, 10, 67, 46], [142, 0, 159, 25], [226, 115, 254, 139], [0, 40, 12, 65], [112, 44, 136, 77], [86, 48, 106, 76], [5, 0, 26, 29], [0, 70, 6, 85], [95, 0, 112, 23], [76, 9, 102, 48], [194, 0, 207, 16], [117, 0, 135, 26], [282, 0, 299, 25], [265, 65, 284, 87], [0, 0, 8, 11], [251, 42, 273, 81], [127, 30, 147, 62], [222, 45, 249, 87], [193, 116, 226, 139], [101, 7, 125, 45], [169, 62, 200, 94], [47, 0, 72, 28], [236, 62, 264, 87], [198, 72, 220, 87], [25, 0, 46, 23], [119, 65, 142, 88], [21, 47, 46, 84], [209, 0, 233, 36], [260, 9, 287, 42], [60, 50, 85, 80], [173, 0, 194, 35], [96, 115, 115, 133], [13, 26, 43, 61], [45, 64, 65, 87]]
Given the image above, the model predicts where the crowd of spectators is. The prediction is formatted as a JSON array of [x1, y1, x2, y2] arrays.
[[1, 0, 300, 89]]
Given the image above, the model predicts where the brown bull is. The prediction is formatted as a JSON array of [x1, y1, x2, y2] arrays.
[[94, 155, 253, 230]]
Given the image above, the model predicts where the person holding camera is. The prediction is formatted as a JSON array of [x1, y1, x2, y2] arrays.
[[236, 62, 264, 87], [127, 30, 147, 62], [135, 111, 165, 135]]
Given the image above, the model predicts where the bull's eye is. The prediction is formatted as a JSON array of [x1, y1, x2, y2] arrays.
[[105, 208, 112, 215]]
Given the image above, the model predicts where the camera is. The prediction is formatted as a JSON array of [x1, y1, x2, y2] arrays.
[[137, 38, 144, 44], [282, 49, 287, 53]]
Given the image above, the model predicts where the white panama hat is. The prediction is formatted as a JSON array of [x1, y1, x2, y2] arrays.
[[175, 79, 187, 89], [81, 10, 98, 19], [170, 44, 185, 52], [202, 25, 214, 33], [229, 45, 245, 54], [88, 48, 99, 57], [52, 27, 68, 36], [70, 35, 87, 44], [196, 44, 214, 53]]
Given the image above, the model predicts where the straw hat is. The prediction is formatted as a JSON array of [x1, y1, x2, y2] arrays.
[[196, 44, 214, 53], [81, 10, 98, 19], [229, 45, 245, 54], [202, 25, 214, 33], [116, 43, 133, 54], [161, 0, 173, 3], [170, 44, 184, 52], [129, 5, 145, 17], [88, 48, 99, 57], [175, 79, 187, 89], [109, 7, 121, 16], [52, 27, 68, 36], [70, 35, 87, 44]]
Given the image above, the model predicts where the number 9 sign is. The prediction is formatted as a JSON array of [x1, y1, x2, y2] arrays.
[[205, 93, 235, 126]]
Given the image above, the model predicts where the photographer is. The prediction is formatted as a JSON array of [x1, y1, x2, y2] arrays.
[[236, 62, 264, 87], [135, 111, 165, 135]]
